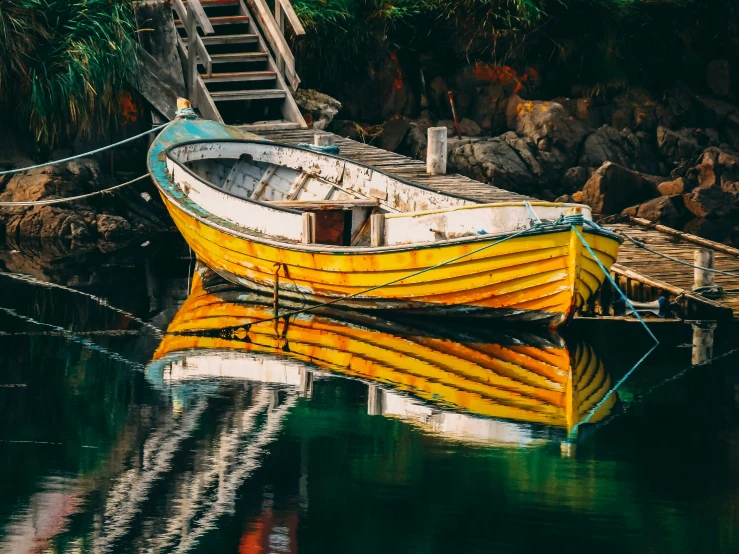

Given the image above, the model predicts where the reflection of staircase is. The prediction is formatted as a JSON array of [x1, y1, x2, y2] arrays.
[[172, 0, 307, 130]]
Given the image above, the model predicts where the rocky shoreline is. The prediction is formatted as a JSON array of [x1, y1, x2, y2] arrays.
[[314, 67, 739, 246], [0, 156, 166, 248]]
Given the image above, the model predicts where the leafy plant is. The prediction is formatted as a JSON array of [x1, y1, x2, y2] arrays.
[[0, 0, 137, 152]]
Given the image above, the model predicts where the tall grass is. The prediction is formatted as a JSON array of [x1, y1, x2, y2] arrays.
[[0, 0, 137, 151]]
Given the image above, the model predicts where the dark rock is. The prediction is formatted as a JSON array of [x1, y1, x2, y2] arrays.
[[706, 59, 732, 97], [579, 125, 659, 174], [378, 53, 416, 119], [428, 75, 449, 114], [621, 196, 685, 227], [449, 134, 537, 193], [581, 162, 659, 214], [398, 122, 427, 160], [508, 97, 588, 159], [96, 214, 131, 241], [459, 118, 481, 137], [379, 115, 411, 152], [683, 186, 736, 219], [684, 217, 732, 242], [0, 157, 159, 242], [330, 120, 363, 141], [696, 148, 720, 188], [294, 89, 342, 130], [694, 96, 739, 128], [560, 166, 589, 192]]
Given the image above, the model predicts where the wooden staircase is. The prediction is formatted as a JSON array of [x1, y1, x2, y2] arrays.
[[172, 0, 307, 130]]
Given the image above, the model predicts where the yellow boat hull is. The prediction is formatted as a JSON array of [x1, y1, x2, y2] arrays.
[[161, 194, 620, 327]]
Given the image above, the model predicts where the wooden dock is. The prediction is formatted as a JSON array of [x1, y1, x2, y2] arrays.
[[261, 128, 739, 322]]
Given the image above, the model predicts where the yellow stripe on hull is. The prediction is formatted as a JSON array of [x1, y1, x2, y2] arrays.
[[161, 195, 620, 327], [152, 280, 616, 431]]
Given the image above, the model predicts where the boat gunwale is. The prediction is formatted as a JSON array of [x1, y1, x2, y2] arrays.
[[165, 137, 483, 210], [150, 125, 622, 254], [162, 190, 619, 256]]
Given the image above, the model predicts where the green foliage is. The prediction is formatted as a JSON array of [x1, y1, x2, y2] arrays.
[[0, 0, 137, 151], [290, 0, 719, 94]]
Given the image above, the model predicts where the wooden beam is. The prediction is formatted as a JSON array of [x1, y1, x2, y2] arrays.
[[371, 214, 385, 247], [277, 0, 306, 35], [628, 216, 739, 257], [194, 76, 223, 122], [175, 0, 215, 34], [286, 171, 310, 199], [251, 165, 278, 199], [270, 199, 380, 209], [611, 263, 732, 320], [245, 0, 298, 88], [133, 45, 185, 120], [302, 212, 315, 244], [223, 154, 254, 191]]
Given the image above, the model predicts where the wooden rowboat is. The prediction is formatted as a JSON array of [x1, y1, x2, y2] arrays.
[[147, 111, 621, 327], [148, 268, 616, 441]]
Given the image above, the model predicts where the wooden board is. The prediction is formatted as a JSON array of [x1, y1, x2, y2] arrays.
[[261, 128, 739, 319]]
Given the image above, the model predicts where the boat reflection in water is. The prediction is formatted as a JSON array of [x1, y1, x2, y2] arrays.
[[148, 267, 617, 446]]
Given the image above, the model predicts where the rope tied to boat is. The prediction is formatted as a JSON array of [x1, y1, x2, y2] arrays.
[[175, 106, 198, 119], [297, 143, 341, 155], [0, 173, 151, 206], [0, 124, 168, 177]]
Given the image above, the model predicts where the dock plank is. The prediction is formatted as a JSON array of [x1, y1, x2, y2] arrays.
[[260, 128, 739, 319]]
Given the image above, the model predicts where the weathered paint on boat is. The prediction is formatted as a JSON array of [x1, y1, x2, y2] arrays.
[[147, 117, 621, 327], [149, 273, 616, 436]]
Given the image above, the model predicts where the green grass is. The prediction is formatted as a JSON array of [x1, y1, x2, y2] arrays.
[[0, 0, 137, 151]]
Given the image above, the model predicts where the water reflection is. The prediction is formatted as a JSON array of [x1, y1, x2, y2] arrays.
[[5, 253, 735, 554], [149, 268, 616, 446]]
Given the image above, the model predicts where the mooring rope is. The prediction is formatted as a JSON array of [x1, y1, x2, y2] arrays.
[[0, 173, 151, 207], [0, 124, 168, 177], [516, 207, 661, 440], [0, 271, 162, 336], [0, 306, 144, 369], [618, 232, 739, 279]]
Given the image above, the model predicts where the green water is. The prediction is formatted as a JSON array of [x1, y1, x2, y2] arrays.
[[0, 237, 737, 553]]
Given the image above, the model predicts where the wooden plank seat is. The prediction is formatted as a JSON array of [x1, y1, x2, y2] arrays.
[[268, 199, 380, 210]]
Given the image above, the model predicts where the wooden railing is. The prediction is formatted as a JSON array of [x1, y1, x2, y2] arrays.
[[172, 0, 214, 103], [247, 0, 305, 90]]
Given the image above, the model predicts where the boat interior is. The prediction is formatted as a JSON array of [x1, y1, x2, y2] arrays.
[[167, 140, 593, 247]]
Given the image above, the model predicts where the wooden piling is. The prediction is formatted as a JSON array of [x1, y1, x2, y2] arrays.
[[426, 127, 447, 175], [301, 212, 315, 244], [367, 385, 384, 416], [370, 213, 385, 247], [691, 321, 717, 365], [314, 134, 335, 147], [694, 248, 715, 289]]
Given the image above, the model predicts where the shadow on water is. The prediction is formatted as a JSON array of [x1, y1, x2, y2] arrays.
[[0, 239, 737, 553]]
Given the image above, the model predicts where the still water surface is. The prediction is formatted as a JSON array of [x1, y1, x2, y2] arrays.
[[0, 236, 737, 553]]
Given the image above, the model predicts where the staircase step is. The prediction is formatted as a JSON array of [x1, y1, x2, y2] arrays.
[[211, 89, 287, 101], [197, 0, 240, 6], [202, 71, 277, 83], [239, 121, 304, 131], [175, 15, 248, 27], [184, 33, 258, 45], [208, 52, 269, 63]]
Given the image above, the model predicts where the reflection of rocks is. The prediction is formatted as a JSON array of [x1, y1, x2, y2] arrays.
[[0, 157, 164, 246]]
